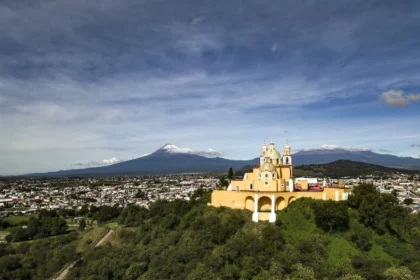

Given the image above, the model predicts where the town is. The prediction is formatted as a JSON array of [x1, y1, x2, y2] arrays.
[[1, 172, 419, 221]]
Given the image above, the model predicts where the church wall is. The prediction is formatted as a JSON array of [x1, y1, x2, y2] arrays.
[[296, 180, 309, 190], [280, 167, 291, 180], [211, 188, 351, 211]]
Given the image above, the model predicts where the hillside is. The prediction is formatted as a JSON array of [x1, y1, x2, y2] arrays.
[[293, 160, 420, 178], [234, 160, 420, 178], [1, 185, 420, 279], [293, 148, 420, 169]]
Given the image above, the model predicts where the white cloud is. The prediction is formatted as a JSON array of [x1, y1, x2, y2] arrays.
[[298, 145, 370, 152], [380, 89, 420, 106], [161, 144, 224, 157], [191, 17, 204, 25], [102, 157, 120, 164], [74, 157, 123, 167], [408, 93, 420, 102], [271, 43, 278, 52]]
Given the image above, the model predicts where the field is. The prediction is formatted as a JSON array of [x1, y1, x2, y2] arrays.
[[3, 215, 32, 225]]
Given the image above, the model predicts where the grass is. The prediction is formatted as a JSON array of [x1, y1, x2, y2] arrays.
[[0, 230, 10, 241], [3, 215, 31, 225], [76, 226, 108, 253], [104, 221, 119, 230], [326, 234, 358, 263]]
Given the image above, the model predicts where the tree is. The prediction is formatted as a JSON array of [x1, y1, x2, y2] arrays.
[[134, 190, 146, 199], [339, 275, 365, 280], [125, 263, 147, 280], [350, 225, 373, 251], [228, 167, 233, 179], [118, 205, 149, 226], [78, 205, 89, 216], [312, 200, 349, 232], [79, 219, 86, 231], [219, 177, 229, 189], [289, 263, 316, 280], [384, 266, 415, 280], [92, 206, 121, 223], [5, 234, 12, 243], [403, 198, 413, 205]]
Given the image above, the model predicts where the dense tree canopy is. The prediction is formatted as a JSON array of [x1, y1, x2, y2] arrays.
[[1, 185, 419, 280]]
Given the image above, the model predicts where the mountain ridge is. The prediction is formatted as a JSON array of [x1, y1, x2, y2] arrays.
[[16, 144, 420, 177]]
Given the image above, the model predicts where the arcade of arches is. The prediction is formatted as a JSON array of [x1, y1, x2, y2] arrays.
[[244, 195, 295, 212]]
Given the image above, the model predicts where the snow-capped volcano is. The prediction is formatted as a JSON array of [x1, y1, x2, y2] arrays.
[[158, 144, 224, 158]]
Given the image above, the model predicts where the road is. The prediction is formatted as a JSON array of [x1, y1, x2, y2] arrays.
[[53, 229, 115, 280]]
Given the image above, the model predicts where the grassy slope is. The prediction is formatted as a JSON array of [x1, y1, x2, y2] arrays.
[[277, 198, 405, 279]]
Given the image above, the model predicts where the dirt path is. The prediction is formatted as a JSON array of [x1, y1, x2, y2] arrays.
[[53, 229, 115, 280], [94, 229, 114, 247], [54, 261, 76, 280]]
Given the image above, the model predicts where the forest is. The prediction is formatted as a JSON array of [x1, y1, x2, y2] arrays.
[[1, 184, 420, 280]]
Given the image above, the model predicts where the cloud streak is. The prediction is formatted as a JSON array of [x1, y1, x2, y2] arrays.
[[73, 157, 124, 168], [380, 90, 420, 106]]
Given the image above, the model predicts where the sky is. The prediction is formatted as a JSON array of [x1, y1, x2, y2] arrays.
[[1, 0, 420, 175]]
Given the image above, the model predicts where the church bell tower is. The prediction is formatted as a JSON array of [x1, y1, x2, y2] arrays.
[[282, 140, 292, 165]]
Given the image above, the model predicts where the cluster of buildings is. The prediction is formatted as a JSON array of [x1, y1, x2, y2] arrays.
[[0, 175, 218, 216]]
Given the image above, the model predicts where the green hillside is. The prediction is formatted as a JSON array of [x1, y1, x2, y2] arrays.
[[234, 160, 420, 178], [294, 160, 420, 178], [1, 185, 420, 280]]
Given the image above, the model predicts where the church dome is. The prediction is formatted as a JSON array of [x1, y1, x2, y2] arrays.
[[268, 148, 281, 160], [260, 162, 276, 172]]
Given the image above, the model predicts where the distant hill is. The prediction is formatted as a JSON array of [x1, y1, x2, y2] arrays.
[[293, 148, 420, 169], [235, 160, 419, 178], [293, 160, 420, 178]]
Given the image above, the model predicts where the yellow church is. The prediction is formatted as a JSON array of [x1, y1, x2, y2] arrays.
[[210, 141, 351, 223]]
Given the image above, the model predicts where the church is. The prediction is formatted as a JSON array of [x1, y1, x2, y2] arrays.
[[210, 141, 351, 223]]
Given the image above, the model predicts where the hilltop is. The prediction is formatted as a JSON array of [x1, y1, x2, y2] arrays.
[[293, 160, 420, 178]]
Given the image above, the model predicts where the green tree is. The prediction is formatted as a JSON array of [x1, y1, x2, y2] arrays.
[[312, 200, 349, 232], [339, 275, 365, 280], [5, 234, 12, 243], [289, 263, 316, 280], [79, 218, 86, 231], [383, 266, 414, 280], [228, 167, 233, 179], [118, 205, 149, 226], [186, 263, 219, 280], [134, 190, 147, 199], [350, 225, 373, 251], [125, 263, 147, 280], [78, 205, 89, 216], [219, 177, 229, 189], [403, 198, 413, 205]]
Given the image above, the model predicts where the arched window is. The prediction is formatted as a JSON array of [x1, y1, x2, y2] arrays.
[[236, 186, 240, 192], [286, 157, 289, 164], [250, 184, 253, 190]]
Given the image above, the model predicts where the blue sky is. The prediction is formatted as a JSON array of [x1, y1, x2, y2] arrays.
[[1, 0, 420, 175]]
